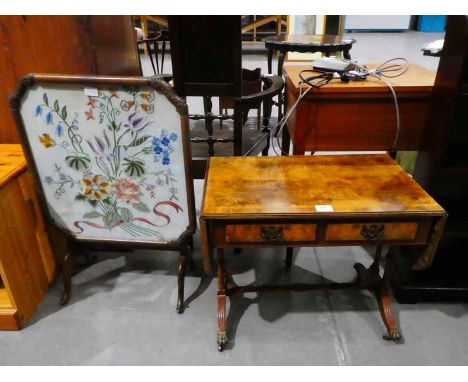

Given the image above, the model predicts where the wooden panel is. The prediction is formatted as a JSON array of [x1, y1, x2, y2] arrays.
[[326, 222, 418, 241], [226, 223, 316, 243], [0, 16, 140, 144], [202, 155, 445, 218], [0, 308, 20, 330], [18, 172, 56, 282], [283, 63, 436, 152], [0, 288, 12, 309], [0, 144, 27, 186]]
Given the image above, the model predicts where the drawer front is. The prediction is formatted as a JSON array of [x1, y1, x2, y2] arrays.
[[326, 222, 418, 242], [226, 224, 317, 243]]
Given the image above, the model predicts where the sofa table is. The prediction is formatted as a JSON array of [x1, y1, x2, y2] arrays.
[[199, 154, 446, 351]]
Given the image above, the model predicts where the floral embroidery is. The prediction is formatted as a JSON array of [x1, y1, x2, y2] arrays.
[[114, 177, 140, 203], [39, 133, 55, 148], [34, 87, 182, 239], [151, 129, 177, 166], [81, 174, 111, 201]]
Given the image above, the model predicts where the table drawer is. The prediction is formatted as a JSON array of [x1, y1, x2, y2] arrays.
[[326, 222, 419, 242], [225, 223, 317, 243]]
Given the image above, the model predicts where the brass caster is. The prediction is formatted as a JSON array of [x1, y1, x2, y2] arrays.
[[217, 332, 228, 352], [383, 328, 402, 342]]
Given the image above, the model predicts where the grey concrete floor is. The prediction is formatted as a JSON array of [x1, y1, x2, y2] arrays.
[[3, 31, 467, 366]]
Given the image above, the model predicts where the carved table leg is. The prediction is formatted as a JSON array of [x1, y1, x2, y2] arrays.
[[285, 247, 294, 269], [217, 248, 228, 351], [60, 250, 72, 306], [378, 259, 402, 342], [354, 246, 401, 342], [177, 246, 188, 314]]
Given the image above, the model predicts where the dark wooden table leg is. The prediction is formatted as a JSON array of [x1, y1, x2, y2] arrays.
[[343, 47, 351, 60], [267, 48, 273, 74], [285, 247, 294, 269], [281, 118, 291, 155], [177, 245, 188, 313], [217, 248, 228, 351], [60, 250, 72, 306]]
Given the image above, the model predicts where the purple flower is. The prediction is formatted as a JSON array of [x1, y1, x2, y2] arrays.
[[87, 130, 113, 160], [123, 112, 151, 135], [45, 176, 53, 184]]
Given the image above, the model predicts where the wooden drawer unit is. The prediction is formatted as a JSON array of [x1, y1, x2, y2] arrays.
[[225, 223, 317, 243], [326, 222, 420, 242]]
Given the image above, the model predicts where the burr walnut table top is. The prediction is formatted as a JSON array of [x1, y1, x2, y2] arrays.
[[201, 154, 444, 218]]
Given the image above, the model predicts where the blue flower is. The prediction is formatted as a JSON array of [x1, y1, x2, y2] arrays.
[[55, 124, 63, 137], [153, 145, 163, 154], [161, 137, 170, 146], [152, 137, 161, 146], [162, 156, 170, 165], [169, 132, 178, 141], [45, 111, 53, 125], [35, 105, 42, 116]]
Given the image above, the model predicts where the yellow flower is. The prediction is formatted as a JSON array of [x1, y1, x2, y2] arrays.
[[81, 174, 111, 201], [39, 133, 55, 148]]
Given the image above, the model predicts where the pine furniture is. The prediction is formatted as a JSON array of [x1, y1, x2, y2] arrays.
[[0, 144, 56, 330]]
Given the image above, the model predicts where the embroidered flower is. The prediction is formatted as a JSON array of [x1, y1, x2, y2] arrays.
[[120, 100, 135, 111], [123, 112, 151, 135], [80, 174, 111, 201], [113, 177, 140, 203], [140, 103, 154, 114], [39, 133, 55, 148], [87, 98, 97, 107], [140, 91, 155, 102], [85, 109, 94, 120], [55, 123, 63, 137], [86, 130, 113, 161], [45, 176, 53, 184], [45, 111, 53, 125], [151, 129, 176, 165], [35, 105, 42, 116]]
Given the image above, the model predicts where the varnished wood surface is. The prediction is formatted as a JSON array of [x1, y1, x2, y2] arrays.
[[283, 63, 436, 152], [284, 63, 436, 94], [0, 144, 55, 329], [201, 154, 445, 218], [326, 222, 419, 241], [0, 144, 26, 187], [0, 16, 139, 144]]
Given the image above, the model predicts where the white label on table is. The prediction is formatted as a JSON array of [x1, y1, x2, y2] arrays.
[[84, 87, 99, 97], [315, 204, 334, 212]]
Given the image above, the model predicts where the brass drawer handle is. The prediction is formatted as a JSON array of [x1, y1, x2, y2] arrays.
[[260, 226, 284, 241], [360, 224, 385, 240]]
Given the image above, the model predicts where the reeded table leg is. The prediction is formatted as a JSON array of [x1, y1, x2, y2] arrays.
[[217, 248, 228, 351]]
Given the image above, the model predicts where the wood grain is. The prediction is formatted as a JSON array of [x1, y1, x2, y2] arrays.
[[202, 154, 445, 218], [283, 63, 436, 152], [326, 222, 418, 241]]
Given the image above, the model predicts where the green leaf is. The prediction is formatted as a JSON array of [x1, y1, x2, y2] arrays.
[[123, 158, 145, 178], [119, 207, 133, 222], [103, 212, 120, 228], [127, 136, 150, 148], [83, 211, 101, 219], [54, 100, 59, 112], [75, 194, 86, 201], [65, 153, 91, 171], [102, 198, 112, 205], [43, 93, 49, 106], [88, 199, 98, 208], [61, 106, 67, 120], [132, 202, 150, 213]]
